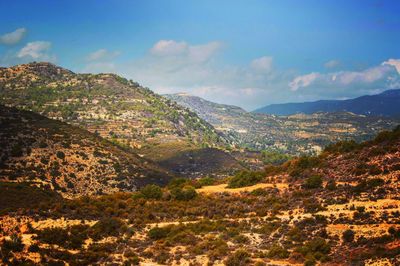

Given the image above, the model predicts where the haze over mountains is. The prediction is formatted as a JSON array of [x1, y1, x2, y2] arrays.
[[254, 89, 400, 116]]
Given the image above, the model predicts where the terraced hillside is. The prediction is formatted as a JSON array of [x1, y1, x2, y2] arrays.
[[0, 105, 171, 198], [1, 127, 399, 265], [0, 63, 227, 160], [166, 93, 400, 154]]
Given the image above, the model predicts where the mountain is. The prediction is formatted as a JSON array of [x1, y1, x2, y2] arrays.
[[165, 93, 400, 154], [0, 104, 171, 198], [0, 63, 237, 176], [2, 127, 400, 265], [254, 89, 400, 116]]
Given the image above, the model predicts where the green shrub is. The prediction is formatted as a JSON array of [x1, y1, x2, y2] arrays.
[[198, 176, 215, 187], [170, 186, 197, 201], [324, 140, 359, 153], [56, 151, 65, 159], [140, 184, 162, 200], [148, 226, 170, 240], [225, 249, 251, 266], [228, 170, 263, 188], [296, 238, 331, 263], [90, 217, 126, 240], [289, 156, 321, 177], [167, 177, 188, 189], [267, 244, 289, 259], [303, 175, 323, 189]]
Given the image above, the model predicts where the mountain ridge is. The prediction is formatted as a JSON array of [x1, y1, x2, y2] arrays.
[[0, 62, 236, 177], [254, 89, 400, 116]]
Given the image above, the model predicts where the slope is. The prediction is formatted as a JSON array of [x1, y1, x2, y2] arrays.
[[0, 104, 171, 198], [0, 62, 227, 157]]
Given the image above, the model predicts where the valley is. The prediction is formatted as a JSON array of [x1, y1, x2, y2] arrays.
[[166, 93, 399, 154], [0, 63, 399, 265], [1, 127, 400, 265]]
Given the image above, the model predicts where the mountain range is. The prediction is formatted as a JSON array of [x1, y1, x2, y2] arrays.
[[166, 93, 400, 154], [254, 89, 400, 116]]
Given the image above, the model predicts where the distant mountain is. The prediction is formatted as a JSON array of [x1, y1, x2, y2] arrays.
[[0, 104, 171, 197], [166, 93, 400, 155], [254, 89, 400, 116], [165, 93, 248, 127]]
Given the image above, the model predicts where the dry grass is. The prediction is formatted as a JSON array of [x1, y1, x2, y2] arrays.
[[197, 182, 288, 194]]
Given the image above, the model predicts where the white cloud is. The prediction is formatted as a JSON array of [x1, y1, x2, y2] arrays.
[[150, 40, 222, 63], [251, 56, 273, 73], [289, 72, 319, 91], [86, 49, 120, 62], [383, 59, 400, 74], [324, 59, 340, 68], [78, 39, 400, 110], [0, 28, 27, 45], [188, 41, 222, 63], [288, 61, 400, 99], [17, 41, 54, 61], [151, 40, 188, 56]]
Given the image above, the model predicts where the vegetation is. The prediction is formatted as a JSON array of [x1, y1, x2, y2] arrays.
[[228, 170, 264, 188]]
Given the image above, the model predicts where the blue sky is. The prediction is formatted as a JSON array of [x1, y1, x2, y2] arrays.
[[1, 0, 400, 110]]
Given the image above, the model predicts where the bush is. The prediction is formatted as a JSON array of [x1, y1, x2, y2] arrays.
[[324, 140, 359, 153], [296, 238, 331, 263], [225, 249, 251, 266], [139, 184, 162, 200], [90, 217, 126, 240], [303, 175, 323, 189], [2, 234, 24, 253], [56, 151, 65, 159], [36, 227, 69, 246], [170, 186, 197, 201], [37, 224, 89, 249], [148, 226, 170, 240], [325, 180, 336, 190], [228, 171, 263, 188], [267, 244, 289, 259], [342, 229, 355, 243], [289, 156, 321, 177], [167, 178, 188, 189], [198, 176, 215, 187]]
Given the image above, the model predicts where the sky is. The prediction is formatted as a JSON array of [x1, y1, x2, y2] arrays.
[[1, 0, 400, 110]]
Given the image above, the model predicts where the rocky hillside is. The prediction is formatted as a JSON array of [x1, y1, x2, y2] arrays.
[[1, 128, 399, 265], [0, 63, 227, 159], [166, 93, 400, 154], [0, 104, 171, 198]]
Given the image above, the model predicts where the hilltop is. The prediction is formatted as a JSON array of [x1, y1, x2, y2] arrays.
[[0, 63, 241, 176], [254, 89, 400, 116], [0, 104, 171, 198], [166, 93, 399, 154]]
